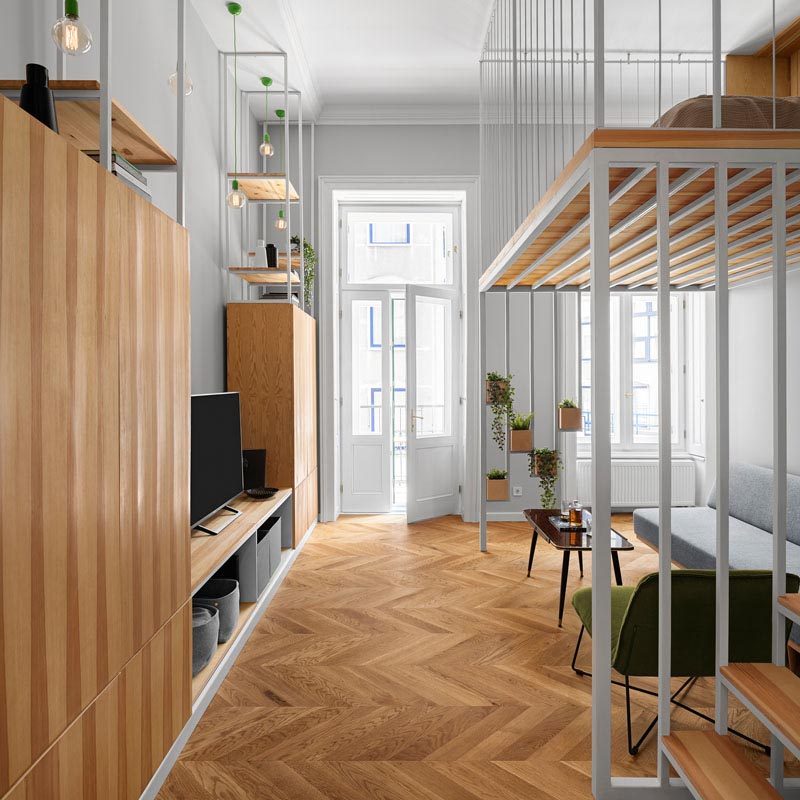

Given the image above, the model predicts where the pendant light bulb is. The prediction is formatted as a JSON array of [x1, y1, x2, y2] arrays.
[[227, 179, 247, 210], [52, 0, 92, 56], [168, 63, 194, 96], [259, 134, 274, 158], [275, 209, 288, 231]]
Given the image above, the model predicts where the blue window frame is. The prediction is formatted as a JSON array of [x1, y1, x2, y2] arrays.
[[369, 387, 406, 433], [369, 222, 411, 245]]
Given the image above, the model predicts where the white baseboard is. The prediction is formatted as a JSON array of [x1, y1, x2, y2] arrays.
[[487, 511, 527, 522]]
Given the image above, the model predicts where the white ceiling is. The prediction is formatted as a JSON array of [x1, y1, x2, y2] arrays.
[[191, 0, 799, 124]]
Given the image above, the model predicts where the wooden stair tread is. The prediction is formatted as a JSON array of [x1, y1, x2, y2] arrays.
[[721, 662, 800, 753], [662, 731, 779, 800]]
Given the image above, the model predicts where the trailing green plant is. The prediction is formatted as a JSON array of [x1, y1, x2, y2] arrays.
[[529, 448, 562, 508], [291, 235, 317, 308], [486, 468, 508, 480], [510, 412, 533, 431], [486, 372, 515, 450], [559, 398, 578, 408]]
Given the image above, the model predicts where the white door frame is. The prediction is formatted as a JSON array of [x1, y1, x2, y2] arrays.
[[317, 176, 481, 522]]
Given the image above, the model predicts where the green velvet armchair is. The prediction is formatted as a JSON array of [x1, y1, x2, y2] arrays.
[[571, 569, 800, 755]]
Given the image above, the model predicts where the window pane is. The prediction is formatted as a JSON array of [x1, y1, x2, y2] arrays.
[[352, 300, 383, 435], [392, 298, 407, 506], [347, 212, 453, 285], [414, 296, 451, 437]]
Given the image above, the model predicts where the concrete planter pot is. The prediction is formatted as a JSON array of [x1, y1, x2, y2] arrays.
[[486, 478, 509, 502], [191, 605, 219, 677], [195, 579, 240, 643], [510, 428, 533, 452], [558, 407, 582, 431]]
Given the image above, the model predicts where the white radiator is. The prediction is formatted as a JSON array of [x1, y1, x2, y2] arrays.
[[576, 459, 696, 509]]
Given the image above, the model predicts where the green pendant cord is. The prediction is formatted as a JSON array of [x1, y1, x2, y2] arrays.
[[232, 12, 238, 174], [264, 89, 268, 140]]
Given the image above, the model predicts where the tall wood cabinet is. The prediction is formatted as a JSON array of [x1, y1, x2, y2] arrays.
[[0, 97, 190, 799], [227, 303, 318, 545]]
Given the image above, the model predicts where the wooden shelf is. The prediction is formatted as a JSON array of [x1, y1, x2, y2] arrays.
[[661, 730, 779, 800], [190, 489, 292, 594], [227, 173, 299, 201], [0, 80, 175, 166], [228, 267, 300, 285], [721, 662, 800, 757]]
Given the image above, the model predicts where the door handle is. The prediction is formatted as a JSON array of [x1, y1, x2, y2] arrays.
[[410, 412, 423, 432]]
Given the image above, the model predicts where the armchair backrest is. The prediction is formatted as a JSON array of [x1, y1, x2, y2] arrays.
[[613, 570, 800, 677]]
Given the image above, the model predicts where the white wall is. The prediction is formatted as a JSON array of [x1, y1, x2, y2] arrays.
[[2, 1, 260, 393], [729, 271, 800, 474]]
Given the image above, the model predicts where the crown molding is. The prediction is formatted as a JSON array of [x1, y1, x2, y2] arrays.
[[316, 103, 480, 126]]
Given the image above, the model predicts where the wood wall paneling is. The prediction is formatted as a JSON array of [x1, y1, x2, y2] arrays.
[[0, 97, 190, 797], [293, 308, 318, 486], [725, 55, 791, 97]]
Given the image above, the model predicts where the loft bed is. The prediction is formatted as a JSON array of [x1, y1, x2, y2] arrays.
[[479, 125, 800, 294], [480, 4, 800, 795]]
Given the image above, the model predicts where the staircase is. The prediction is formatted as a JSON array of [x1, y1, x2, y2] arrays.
[[660, 594, 800, 800]]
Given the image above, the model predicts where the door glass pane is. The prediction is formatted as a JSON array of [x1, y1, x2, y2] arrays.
[[352, 300, 383, 435], [347, 212, 453, 285], [414, 296, 451, 437], [391, 298, 407, 507]]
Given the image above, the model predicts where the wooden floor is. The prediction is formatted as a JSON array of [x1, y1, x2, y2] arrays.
[[159, 514, 788, 799]]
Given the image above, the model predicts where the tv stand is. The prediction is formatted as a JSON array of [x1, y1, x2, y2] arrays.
[[193, 504, 242, 535]]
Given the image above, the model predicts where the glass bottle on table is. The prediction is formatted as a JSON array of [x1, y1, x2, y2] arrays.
[[569, 501, 583, 527], [560, 499, 570, 522]]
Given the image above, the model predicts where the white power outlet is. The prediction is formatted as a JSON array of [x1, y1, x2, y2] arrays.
[[512, 486, 523, 497]]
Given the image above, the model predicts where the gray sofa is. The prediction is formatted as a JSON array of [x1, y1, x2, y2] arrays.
[[634, 462, 800, 573]]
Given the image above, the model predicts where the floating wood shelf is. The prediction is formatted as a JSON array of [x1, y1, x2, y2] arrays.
[[661, 730, 780, 800], [190, 489, 291, 594], [228, 267, 300, 285], [0, 79, 176, 166], [227, 172, 300, 201]]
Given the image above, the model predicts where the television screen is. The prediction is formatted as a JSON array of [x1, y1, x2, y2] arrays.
[[190, 392, 244, 526]]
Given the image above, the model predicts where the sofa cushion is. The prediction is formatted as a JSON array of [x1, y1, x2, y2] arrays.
[[706, 462, 800, 546], [633, 506, 800, 574]]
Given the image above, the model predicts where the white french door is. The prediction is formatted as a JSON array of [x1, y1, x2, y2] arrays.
[[341, 291, 393, 512], [405, 285, 459, 523]]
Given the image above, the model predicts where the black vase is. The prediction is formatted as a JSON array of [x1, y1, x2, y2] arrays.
[[266, 243, 277, 268], [19, 63, 59, 133]]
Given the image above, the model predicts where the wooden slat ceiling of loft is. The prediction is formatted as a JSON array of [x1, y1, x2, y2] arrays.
[[506, 166, 800, 289]]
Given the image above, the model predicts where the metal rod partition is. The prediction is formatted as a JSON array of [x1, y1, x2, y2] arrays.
[[176, 0, 186, 226], [99, 0, 112, 172], [479, 291, 488, 552]]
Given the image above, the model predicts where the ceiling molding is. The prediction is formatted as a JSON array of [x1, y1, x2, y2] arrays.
[[316, 103, 480, 126], [275, 0, 322, 121]]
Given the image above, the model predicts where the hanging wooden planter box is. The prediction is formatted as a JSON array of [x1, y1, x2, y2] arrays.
[[485, 379, 509, 404], [558, 407, 582, 431], [510, 428, 533, 453], [486, 478, 510, 502], [533, 454, 559, 480]]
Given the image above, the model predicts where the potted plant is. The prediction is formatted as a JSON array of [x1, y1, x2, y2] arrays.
[[486, 468, 510, 501], [558, 398, 582, 431], [291, 234, 317, 309], [509, 412, 533, 452], [529, 448, 561, 509], [486, 372, 515, 450]]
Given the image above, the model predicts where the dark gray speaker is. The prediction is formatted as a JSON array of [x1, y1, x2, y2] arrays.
[[242, 448, 266, 489]]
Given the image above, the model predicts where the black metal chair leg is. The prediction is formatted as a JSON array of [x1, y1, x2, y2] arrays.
[[558, 550, 570, 627], [578, 550, 584, 577], [527, 530, 538, 577], [571, 625, 586, 676]]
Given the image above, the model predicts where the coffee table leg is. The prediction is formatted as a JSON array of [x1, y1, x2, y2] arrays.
[[527, 530, 539, 577], [558, 550, 570, 627], [612, 552, 623, 586], [578, 550, 584, 577]]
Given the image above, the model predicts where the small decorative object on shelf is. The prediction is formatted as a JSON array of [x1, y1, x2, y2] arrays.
[[19, 63, 58, 132], [486, 469, 509, 502], [291, 235, 317, 308], [486, 372, 515, 450], [530, 448, 561, 509], [509, 411, 533, 452], [52, 0, 92, 56], [558, 398, 583, 431]]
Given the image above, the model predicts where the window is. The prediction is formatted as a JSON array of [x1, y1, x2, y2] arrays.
[[578, 293, 697, 453]]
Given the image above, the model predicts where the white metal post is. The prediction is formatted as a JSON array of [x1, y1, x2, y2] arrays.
[[176, 0, 186, 226], [479, 291, 488, 552], [712, 0, 722, 128], [593, 0, 604, 128], [298, 93, 305, 312], [771, 160, 787, 791], [589, 152, 611, 796], [284, 54, 291, 303], [553, 290, 560, 502], [99, 0, 112, 172], [714, 159, 729, 735], [656, 159, 672, 786]]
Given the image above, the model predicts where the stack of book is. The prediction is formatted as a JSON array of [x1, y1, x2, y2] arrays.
[[84, 150, 151, 201]]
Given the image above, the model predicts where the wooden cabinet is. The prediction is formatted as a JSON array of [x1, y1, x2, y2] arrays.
[[227, 303, 318, 545], [0, 97, 190, 798]]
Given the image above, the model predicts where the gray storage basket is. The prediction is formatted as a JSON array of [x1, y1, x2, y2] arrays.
[[192, 605, 219, 677]]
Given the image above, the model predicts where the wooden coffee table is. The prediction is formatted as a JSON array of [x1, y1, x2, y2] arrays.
[[523, 508, 634, 627]]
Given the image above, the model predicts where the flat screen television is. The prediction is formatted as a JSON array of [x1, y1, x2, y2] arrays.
[[190, 392, 244, 527]]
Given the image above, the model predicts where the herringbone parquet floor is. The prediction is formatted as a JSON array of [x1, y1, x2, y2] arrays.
[[159, 514, 789, 799]]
